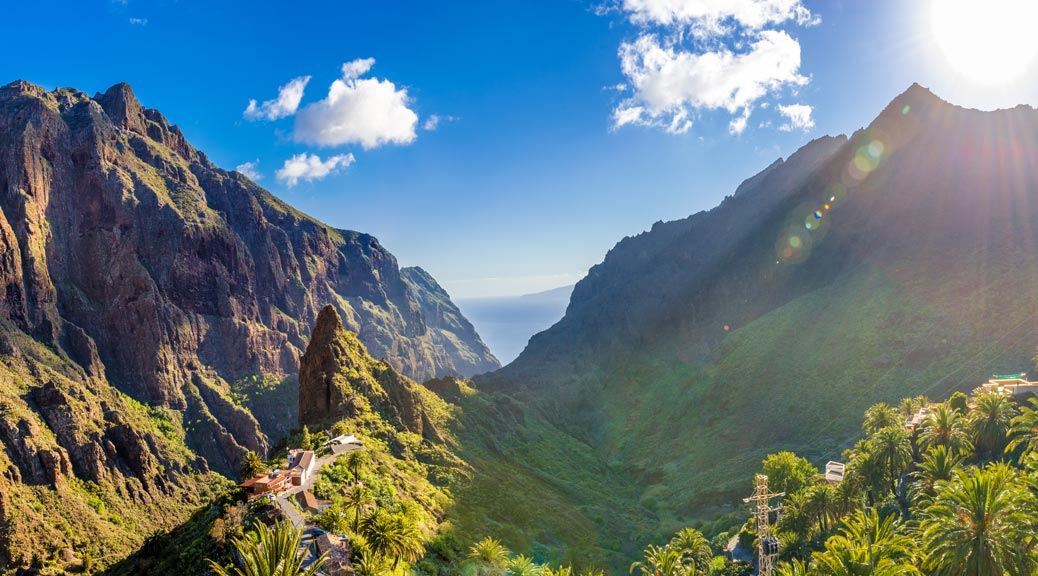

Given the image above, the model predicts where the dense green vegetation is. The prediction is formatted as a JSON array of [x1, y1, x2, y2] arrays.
[[210, 521, 326, 576], [750, 384, 1038, 574], [0, 321, 228, 574], [230, 375, 299, 445]]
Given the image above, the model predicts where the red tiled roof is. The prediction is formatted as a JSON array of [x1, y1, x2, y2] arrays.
[[295, 490, 330, 511]]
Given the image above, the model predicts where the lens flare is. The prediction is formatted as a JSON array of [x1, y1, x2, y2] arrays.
[[827, 183, 847, 205]]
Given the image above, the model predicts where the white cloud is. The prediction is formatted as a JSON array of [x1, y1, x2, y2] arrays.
[[235, 160, 262, 181], [129, 17, 148, 26], [244, 76, 311, 121], [293, 59, 418, 149], [341, 58, 376, 80], [275, 153, 355, 187], [422, 114, 458, 131], [777, 103, 814, 131], [728, 106, 752, 135], [622, 0, 818, 35], [614, 30, 806, 133], [610, 0, 817, 135]]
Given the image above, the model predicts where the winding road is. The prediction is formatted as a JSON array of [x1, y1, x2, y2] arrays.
[[275, 445, 363, 528]]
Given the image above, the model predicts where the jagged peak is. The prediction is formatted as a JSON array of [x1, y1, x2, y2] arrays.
[[312, 304, 344, 340], [0, 79, 47, 98], [95, 82, 147, 134]]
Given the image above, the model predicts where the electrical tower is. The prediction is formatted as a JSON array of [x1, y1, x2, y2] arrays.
[[743, 474, 784, 576]]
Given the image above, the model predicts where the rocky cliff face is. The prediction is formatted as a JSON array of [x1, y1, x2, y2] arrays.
[[0, 79, 494, 453], [0, 321, 217, 572], [299, 305, 444, 442], [0, 79, 495, 571], [401, 266, 500, 376]]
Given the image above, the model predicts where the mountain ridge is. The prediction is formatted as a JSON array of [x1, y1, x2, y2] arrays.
[[460, 83, 1038, 554], [0, 78, 496, 571]]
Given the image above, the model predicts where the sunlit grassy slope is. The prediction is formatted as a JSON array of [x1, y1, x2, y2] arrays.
[[449, 85, 1038, 566], [448, 259, 1038, 565]]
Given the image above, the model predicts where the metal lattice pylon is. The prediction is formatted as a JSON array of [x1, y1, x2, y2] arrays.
[[743, 474, 784, 576]]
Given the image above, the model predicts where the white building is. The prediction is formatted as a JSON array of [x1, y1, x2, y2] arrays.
[[287, 449, 316, 486], [327, 434, 363, 455], [824, 461, 846, 484]]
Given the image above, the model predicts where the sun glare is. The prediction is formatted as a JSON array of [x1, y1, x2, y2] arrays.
[[931, 0, 1038, 85]]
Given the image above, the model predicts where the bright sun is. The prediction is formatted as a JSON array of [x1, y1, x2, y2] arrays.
[[931, 0, 1038, 85]]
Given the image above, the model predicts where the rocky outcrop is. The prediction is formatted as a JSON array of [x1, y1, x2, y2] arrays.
[[401, 267, 499, 377], [0, 79, 495, 570], [299, 305, 444, 442], [0, 79, 495, 457]]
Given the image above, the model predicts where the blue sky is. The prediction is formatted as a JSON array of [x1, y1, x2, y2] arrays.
[[4, 1, 1037, 298]]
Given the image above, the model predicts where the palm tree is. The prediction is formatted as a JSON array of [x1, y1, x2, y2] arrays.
[[899, 396, 930, 417], [968, 391, 1018, 460], [467, 537, 511, 576], [668, 527, 711, 573], [346, 450, 369, 482], [507, 555, 543, 576], [919, 404, 972, 456], [629, 545, 689, 576], [352, 553, 392, 576], [803, 483, 838, 534], [778, 491, 815, 549], [869, 426, 912, 496], [811, 509, 920, 575], [342, 484, 375, 531], [911, 446, 962, 500], [1006, 396, 1038, 457], [832, 473, 865, 518], [864, 404, 902, 435], [208, 521, 326, 576], [360, 509, 424, 569], [845, 439, 885, 505], [774, 559, 810, 576], [239, 450, 266, 480], [542, 566, 573, 576], [921, 463, 1035, 575]]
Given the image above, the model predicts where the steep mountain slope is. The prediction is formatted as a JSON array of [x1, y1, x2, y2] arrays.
[[0, 318, 225, 573], [0, 80, 495, 571], [299, 304, 448, 441], [477, 84, 1038, 541], [292, 306, 657, 568]]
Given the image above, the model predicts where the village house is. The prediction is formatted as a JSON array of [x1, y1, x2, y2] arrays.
[[976, 373, 1038, 398], [240, 469, 293, 496], [240, 448, 318, 496], [904, 404, 936, 433], [315, 532, 353, 575], [823, 461, 845, 484], [295, 490, 332, 513], [288, 449, 316, 486]]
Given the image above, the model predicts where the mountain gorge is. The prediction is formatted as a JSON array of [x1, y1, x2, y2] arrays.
[[464, 84, 1038, 556], [0, 80, 496, 570], [5, 76, 1038, 574]]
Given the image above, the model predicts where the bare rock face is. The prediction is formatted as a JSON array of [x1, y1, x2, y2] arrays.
[[299, 305, 443, 442], [0, 79, 496, 569], [0, 80, 496, 458]]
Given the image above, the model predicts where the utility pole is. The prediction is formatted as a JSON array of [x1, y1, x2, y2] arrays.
[[743, 474, 784, 576]]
